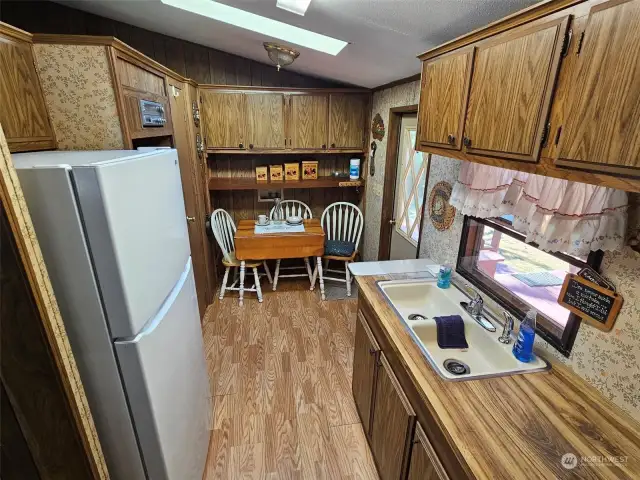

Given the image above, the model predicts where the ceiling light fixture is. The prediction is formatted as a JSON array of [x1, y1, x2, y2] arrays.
[[276, 0, 312, 16], [264, 42, 300, 71], [160, 0, 347, 55]]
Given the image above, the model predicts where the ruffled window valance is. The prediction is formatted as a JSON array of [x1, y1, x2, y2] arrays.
[[449, 162, 628, 256]]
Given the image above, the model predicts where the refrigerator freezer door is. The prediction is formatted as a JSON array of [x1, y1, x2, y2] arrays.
[[115, 258, 210, 480], [73, 150, 191, 338], [15, 165, 146, 480]]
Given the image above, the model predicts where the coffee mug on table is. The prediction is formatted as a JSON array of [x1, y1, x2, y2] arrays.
[[258, 214, 268, 225]]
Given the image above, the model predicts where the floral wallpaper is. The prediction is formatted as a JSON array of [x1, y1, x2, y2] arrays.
[[364, 81, 640, 421], [33, 44, 124, 150]]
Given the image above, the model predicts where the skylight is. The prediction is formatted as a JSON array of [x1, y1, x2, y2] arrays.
[[160, 0, 347, 55]]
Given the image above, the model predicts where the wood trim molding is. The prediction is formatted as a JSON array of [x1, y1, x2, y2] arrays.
[[0, 21, 33, 43], [417, 0, 589, 61], [0, 125, 109, 478], [199, 84, 370, 94], [371, 73, 422, 93], [418, 144, 640, 193], [377, 104, 419, 261]]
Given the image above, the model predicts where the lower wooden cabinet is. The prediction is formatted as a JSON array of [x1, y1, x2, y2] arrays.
[[353, 306, 456, 480], [352, 311, 380, 436], [370, 352, 416, 480], [408, 423, 449, 480]]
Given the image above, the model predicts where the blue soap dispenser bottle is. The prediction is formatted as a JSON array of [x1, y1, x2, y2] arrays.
[[513, 309, 537, 363]]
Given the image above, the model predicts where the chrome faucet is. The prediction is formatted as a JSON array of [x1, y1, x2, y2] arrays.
[[468, 293, 484, 317], [499, 311, 515, 344]]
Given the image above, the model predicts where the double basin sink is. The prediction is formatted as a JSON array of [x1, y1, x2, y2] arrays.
[[378, 279, 550, 381]]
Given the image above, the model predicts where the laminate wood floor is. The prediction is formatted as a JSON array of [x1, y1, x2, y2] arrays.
[[202, 282, 379, 480]]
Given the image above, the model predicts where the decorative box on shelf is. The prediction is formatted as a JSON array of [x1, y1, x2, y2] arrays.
[[302, 160, 318, 180], [270, 165, 283, 182], [285, 163, 300, 181], [255, 166, 268, 182]]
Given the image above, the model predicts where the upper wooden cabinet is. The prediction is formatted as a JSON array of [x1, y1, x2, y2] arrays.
[[201, 90, 246, 149], [245, 92, 286, 150], [0, 24, 55, 153], [328, 94, 368, 149], [556, 0, 640, 176], [201, 88, 369, 153], [464, 16, 569, 162], [288, 94, 329, 150], [417, 47, 474, 150]]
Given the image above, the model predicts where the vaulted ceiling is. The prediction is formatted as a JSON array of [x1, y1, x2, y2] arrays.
[[56, 0, 539, 88]]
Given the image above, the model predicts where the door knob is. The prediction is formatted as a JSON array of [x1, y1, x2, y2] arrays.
[[463, 137, 472, 148], [389, 219, 396, 225], [447, 134, 456, 145], [186, 216, 196, 223]]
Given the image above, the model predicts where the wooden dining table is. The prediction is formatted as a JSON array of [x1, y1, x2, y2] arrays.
[[234, 219, 327, 299]]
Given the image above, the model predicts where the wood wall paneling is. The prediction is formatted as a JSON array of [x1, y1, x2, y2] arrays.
[[0, 1, 343, 89], [463, 16, 569, 162]]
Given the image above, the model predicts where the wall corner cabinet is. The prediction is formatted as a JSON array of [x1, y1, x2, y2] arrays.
[[353, 300, 458, 480], [199, 86, 370, 154], [0, 23, 56, 153], [416, 0, 640, 193]]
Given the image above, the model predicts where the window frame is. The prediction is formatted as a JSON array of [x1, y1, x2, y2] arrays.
[[456, 216, 603, 356]]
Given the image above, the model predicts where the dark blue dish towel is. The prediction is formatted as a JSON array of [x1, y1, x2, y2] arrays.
[[434, 315, 468, 349]]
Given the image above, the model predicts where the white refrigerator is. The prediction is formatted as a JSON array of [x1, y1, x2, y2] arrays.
[[13, 149, 210, 480]]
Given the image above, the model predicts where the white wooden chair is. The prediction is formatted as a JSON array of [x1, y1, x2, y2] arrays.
[[210, 209, 272, 306], [269, 200, 314, 290], [311, 202, 363, 300]]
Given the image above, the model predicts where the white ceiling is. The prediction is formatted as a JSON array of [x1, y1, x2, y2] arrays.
[[57, 0, 539, 88]]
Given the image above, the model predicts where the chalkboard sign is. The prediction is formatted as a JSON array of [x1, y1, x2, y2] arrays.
[[558, 274, 623, 331]]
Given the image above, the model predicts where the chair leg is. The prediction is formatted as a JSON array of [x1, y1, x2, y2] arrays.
[[219, 266, 230, 300], [273, 259, 281, 291], [310, 262, 317, 290], [263, 261, 273, 284], [304, 257, 313, 284], [253, 267, 263, 303], [316, 256, 325, 301], [239, 261, 246, 306], [345, 261, 352, 297]]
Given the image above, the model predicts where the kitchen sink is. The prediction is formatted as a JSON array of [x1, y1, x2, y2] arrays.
[[377, 279, 550, 381]]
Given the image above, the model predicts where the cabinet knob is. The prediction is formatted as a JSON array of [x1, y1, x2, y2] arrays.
[[447, 134, 456, 145], [463, 137, 472, 148], [322, 144, 326, 149], [249, 144, 254, 149], [369, 348, 376, 355], [331, 143, 336, 148], [239, 143, 244, 148]]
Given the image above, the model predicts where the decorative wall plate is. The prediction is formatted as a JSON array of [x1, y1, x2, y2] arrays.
[[372, 113, 385, 141], [429, 181, 456, 231]]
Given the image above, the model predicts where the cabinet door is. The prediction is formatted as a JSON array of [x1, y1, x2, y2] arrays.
[[289, 94, 329, 150], [463, 16, 569, 162], [201, 91, 246, 149], [246, 92, 286, 150], [556, 0, 640, 177], [168, 81, 210, 318], [417, 47, 474, 150], [328, 94, 367, 149], [351, 311, 381, 437], [0, 30, 55, 152], [370, 352, 416, 480], [408, 423, 449, 480]]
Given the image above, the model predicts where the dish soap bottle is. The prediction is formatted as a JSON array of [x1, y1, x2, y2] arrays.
[[513, 309, 536, 363]]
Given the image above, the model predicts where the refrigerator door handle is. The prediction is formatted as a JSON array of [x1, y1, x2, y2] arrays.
[[115, 257, 192, 344]]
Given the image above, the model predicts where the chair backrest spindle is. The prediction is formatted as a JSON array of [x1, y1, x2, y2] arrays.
[[269, 200, 312, 221], [210, 209, 237, 263], [320, 202, 364, 251]]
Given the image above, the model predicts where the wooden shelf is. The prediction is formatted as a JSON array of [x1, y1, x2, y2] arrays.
[[206, 148, 366, 155], [208, 176, 363, 191]]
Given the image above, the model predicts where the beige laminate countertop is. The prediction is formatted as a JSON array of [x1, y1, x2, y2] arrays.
[[356, 275, 640, 480]]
